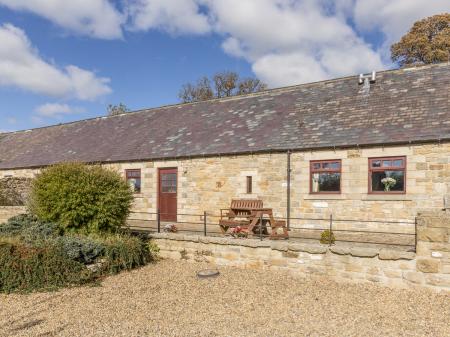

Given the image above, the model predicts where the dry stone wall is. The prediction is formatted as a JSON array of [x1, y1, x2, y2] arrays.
[[415, 210, 450, 285], [0, 206, 27, 224], [150, 210, 450, 292], [0, 177, 31, 206]]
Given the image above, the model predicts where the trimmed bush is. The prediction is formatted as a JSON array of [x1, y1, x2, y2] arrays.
[[0, 239, 94, 293], [29, 162, 133, 234]]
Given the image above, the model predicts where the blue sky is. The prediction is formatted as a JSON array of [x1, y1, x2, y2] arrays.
[[0, 1, 448, 132]]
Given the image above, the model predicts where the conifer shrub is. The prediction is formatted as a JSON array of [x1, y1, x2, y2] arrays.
[[29, 162, 134, 234], [0, 214, 59, 243], [58, 235, 105, 265]]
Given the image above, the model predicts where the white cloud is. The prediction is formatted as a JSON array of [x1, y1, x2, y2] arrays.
[[0, 24, 112, 100], [35, 103, 85, 118], [253, 52, 329, 86], [354, 0, 450, 42], [0, 0, 124, 39], [353, 0, 450, 61], [126, 0, 210, 34], [65, 65, 112, 101], [204, 0, 384, 86], [206, 0, 449, 86], [1, 0, 448, 88]]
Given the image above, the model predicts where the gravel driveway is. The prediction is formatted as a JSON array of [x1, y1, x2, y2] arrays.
[[1, 260, 449, 337]]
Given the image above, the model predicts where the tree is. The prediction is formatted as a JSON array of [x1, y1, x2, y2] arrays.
[[237, 78, 268, 95], [391, 14, 450, 67], [178, 71, 268, 103], [178, 77, 213, 103], [213, 71, 239, 98], [107, 103, 130, 116]]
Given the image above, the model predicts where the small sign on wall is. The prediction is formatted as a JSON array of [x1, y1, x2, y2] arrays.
[[312, 201, 329, 208]]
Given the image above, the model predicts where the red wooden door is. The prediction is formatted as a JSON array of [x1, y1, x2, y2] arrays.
[[158, 168, 177, 222]]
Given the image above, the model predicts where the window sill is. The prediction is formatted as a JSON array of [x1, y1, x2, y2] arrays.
[[362, 195, 412, 201], [304, 195, 345, 200], [133, 193, 144, 198]]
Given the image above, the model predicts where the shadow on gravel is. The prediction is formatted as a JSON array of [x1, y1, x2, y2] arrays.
[[10, 318, 45, 331], [36, 325, 67, 337]]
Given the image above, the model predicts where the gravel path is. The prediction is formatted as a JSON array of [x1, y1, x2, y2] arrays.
[[1, 260, 449, 337]]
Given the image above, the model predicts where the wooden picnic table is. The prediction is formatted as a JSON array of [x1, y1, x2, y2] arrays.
[[247, 208, 288, 239], [219, 199, 288, 239]]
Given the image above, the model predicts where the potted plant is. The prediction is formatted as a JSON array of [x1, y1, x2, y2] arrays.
[[163, 223, 178, 233], [381, 177, 396, 192], [230, 226, 248, 238]]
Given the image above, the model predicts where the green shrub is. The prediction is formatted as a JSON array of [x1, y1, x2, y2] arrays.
[[101, 234, 152, 274], [148, 240, 160, 257], [0, 239, 94, 293], [320, 229, 336, 245], [0, 212, 156, 292], [57, 235, 105, 264], [0, 214, 59, 242], [29, 162, 133, 234], [0, 214, 155, 270]]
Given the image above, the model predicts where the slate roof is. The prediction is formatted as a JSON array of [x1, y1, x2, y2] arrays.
[[1, 63, 450, 170]]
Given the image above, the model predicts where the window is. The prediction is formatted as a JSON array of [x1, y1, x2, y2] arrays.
[[369, 156, 406, 193], [246, 176, 252, 194], [126, 169, 141, 193], [161, 173, 177, 193], [310, 160, 341, 193]]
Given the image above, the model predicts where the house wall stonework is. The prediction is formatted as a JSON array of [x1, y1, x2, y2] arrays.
[[0, 142, 449, 231]]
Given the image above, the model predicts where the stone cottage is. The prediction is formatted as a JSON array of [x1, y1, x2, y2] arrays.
[[1, 63, 449, 233]]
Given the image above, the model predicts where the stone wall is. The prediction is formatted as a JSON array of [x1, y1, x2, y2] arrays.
[[149, 210, 450, 292], [0, 177, 32, 206], [0, 142, 449, 233], [0, 206, 27, 224], [415, 210, 450, 284]]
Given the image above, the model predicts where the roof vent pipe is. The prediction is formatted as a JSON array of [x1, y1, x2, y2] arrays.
[[358, 71, 376, 85], [358, 71, 376, 95]]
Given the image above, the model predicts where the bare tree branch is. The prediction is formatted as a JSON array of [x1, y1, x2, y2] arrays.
[[107, 103, 130, 116], [178, 71, 267, 103]]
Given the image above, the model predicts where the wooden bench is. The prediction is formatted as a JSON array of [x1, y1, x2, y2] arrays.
[[219, 199, 263, 232]]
